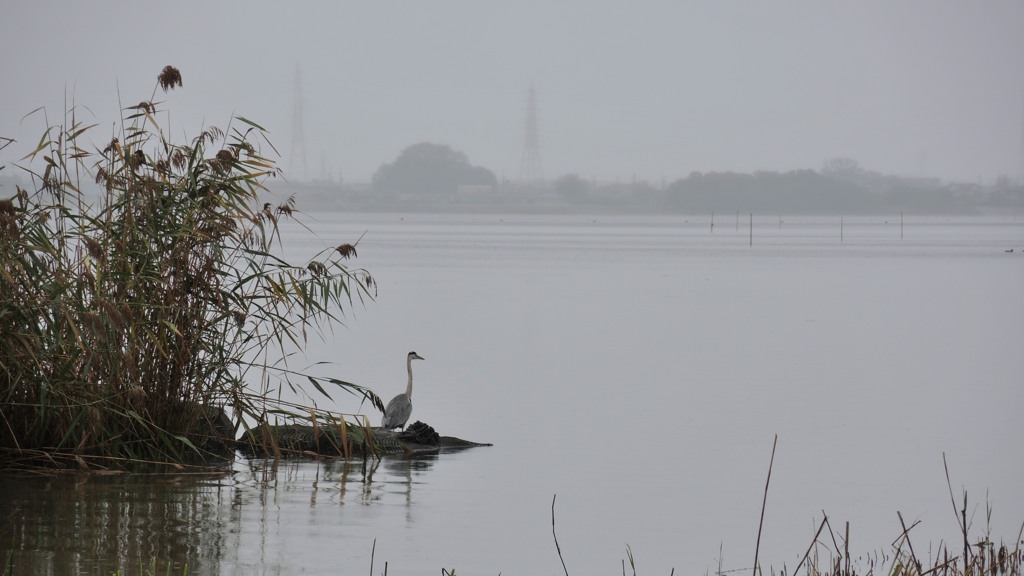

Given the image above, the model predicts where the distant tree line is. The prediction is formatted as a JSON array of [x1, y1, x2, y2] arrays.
[[666, 169, 877, 214], [347, 144, 1024, 214], [661, 159, 1022, 214], [665, 168, 904, 214]]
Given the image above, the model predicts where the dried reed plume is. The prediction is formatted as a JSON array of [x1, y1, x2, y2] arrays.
[[158, 65, 183, 92]]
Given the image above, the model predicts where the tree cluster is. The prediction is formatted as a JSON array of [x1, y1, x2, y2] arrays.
[[372, 142, 496, 197], [664, 159, 989, 214]]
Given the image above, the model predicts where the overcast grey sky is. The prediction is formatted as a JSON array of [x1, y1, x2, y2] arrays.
[[2, 1, 1022, 184]]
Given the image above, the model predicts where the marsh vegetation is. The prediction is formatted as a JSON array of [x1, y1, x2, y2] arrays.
[[0, 66, 383, 470]]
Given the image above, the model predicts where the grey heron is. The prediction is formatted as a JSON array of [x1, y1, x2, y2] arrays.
[[381, 351, 425, 430]]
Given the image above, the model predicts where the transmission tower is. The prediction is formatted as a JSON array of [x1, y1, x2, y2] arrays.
[[289, 63, 308, 181], [519, 83, 544, 183]]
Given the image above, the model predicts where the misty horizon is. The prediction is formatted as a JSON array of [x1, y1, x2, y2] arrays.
[[2, 2, 1023, 186]]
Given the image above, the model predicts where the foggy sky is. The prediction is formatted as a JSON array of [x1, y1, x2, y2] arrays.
[[2, 1, 1022, 185]]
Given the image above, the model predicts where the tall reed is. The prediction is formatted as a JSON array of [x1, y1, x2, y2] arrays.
[[0, 66, 380, 470]]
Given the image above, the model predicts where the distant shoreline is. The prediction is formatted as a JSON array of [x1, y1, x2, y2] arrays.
[[3, 174, 1022, 217], [258, 186, 1024, 217]]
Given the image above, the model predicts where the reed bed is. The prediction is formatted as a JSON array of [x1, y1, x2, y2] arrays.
[[546, 494, 1023, 576], [783, 515, 1023, 576], [734, 451, 1024, 576], [0, 66, 382, 471], [539, 449, 1023, 576]]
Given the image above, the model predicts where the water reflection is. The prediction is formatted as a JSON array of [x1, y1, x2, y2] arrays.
[[0, 454, 439, 575], [0, 470, 231, 575]]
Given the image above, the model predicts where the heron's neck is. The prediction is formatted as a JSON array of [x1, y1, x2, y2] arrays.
[[405, 357, 414, 398]]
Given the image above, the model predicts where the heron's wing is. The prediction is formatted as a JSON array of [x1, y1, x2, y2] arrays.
[[382, 394, 412, 427], [383, 394, 403, 412]]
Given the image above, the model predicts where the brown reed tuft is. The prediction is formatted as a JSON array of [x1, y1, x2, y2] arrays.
[[307, 261, 327, 277], [157, 65, 183, 92], [130, 149, 147, 170], [0, 198, 17, 239], [83, 236, 105, 262]]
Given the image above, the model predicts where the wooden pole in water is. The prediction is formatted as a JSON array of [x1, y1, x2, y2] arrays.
[[711, 211, 714, 234]]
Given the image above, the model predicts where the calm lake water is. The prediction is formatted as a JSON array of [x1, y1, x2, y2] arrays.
[[3, 213, 1023, 575]]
